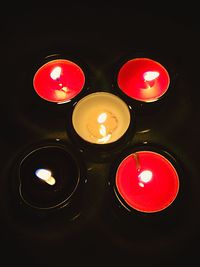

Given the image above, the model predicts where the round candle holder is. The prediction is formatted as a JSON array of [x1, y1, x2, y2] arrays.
[[112, 51, 179, 114], [11, 141, 87, 220], [108, 144, 184, 224], [8, 51, 91, 137], [67, 91, 135, 161], [32, 53, 89, 105]]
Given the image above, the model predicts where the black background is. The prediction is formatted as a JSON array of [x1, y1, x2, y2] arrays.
[[0, 3, 200, 267]]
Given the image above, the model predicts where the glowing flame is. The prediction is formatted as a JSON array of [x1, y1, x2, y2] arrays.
[[143, 71, 159, 82], [35, 168, 56, 186], [138, 170, 153, 187], [50, 66, 62, 80], [97, 112, 107, 124]]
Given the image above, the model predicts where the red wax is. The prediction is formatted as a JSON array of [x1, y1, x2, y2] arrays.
[[115, 151, 179, 213], [33, 59, 85, 103], [117, 58, 170, 102]]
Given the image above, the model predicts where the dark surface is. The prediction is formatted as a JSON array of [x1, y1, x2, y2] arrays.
[[0, 4, 200, 267]]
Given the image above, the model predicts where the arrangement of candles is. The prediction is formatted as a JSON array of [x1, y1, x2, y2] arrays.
[[13, 54, 181, 217]]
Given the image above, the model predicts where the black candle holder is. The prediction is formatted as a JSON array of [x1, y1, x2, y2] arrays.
[[10, 140, 87, 220]]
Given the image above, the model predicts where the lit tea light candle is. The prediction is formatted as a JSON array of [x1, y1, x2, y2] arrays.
[[33, 59, 85, 103], [17, 145, 82, 211], [115, 150, 179, 213], [117, 58, 170, 102], [72, 92, 131, 144]]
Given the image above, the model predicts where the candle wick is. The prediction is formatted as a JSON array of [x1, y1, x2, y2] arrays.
[[133, 153, 141, 172]]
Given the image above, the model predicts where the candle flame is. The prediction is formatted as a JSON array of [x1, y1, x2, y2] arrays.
[[50, 66, 62, 80], [138, 170, 153, 187], [143, 71, 159, 82], [35, 168, 56, 186], [97, 112, 107, 124]]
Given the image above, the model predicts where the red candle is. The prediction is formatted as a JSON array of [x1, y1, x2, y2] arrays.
[[33, 59, 85, 103], [117, 58, 170, 102], [115, 150, 179, 213]]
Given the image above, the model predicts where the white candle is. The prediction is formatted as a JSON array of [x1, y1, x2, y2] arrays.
[[72, 92, 131, 144]]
